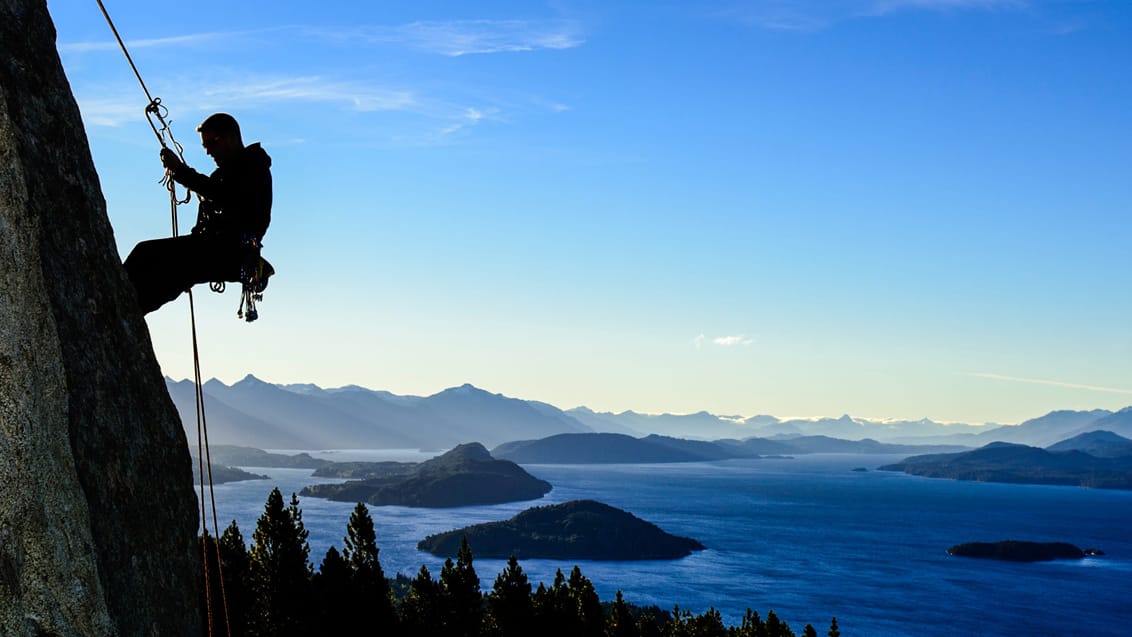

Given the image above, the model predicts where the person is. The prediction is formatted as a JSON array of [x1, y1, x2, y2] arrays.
[[124, 112, 272, 314]]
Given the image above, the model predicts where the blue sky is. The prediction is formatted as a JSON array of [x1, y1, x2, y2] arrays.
[[49, 0, 1131, 425]]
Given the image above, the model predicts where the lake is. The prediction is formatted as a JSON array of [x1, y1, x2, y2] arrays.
[[197, 452, 1132, 636]]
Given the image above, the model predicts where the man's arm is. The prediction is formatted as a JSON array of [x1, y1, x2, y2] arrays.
[[160, 148, 220, 199]]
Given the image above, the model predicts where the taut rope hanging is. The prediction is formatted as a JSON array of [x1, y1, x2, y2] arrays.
[[94, 2, 231, 635]]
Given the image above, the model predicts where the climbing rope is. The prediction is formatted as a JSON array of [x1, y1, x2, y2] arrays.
[[94, 2, 231, 635]]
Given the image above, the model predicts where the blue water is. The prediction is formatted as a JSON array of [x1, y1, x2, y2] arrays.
[[198, 453, 1132, 636]]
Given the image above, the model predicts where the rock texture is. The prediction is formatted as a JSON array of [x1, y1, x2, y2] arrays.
[[1, 2, 201, 635]]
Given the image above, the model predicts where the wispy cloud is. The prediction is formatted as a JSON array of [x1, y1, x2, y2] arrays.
[[715, 335, 754, 347], [971, 372, 1132, 395], [62, 20, 584, 58], [196, 77, 416, 112], [435, 106, 498, 139], [73, 96, 146, 127], [720, 0, 1030, 31], [694, 334, 754, 348], [870, 0, 1026, 13], [74, 75, 417, 127], [58, 29, 282, 54], [329, 19, 585, 56]]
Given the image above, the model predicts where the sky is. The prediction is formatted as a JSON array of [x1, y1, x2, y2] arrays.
[[46, 0, 1131, 425]]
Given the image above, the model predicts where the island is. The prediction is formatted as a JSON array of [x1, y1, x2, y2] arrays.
[[300, 442, 552, 507], [947, 540, 1103, 562], [418, 499, 705, 560], [878, 440, 1132, 489], [191, 464, 268, 484], [201, 445, 330, 469]]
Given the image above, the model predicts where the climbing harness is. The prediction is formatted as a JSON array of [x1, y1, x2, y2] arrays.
[[95, 2, 232, 635], [237, 235, 273, 322]]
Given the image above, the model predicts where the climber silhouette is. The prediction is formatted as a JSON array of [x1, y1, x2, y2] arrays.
[[124, 112, 272, 314]]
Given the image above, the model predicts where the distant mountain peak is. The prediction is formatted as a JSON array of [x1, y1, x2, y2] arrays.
[[280, 382, 324, 395], [982, 441, 1028, 449], [237, 373, 266, 384], [435, 383, 489, 398]]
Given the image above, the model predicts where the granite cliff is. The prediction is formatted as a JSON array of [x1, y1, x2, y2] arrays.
[[1, 1, 201, 635]]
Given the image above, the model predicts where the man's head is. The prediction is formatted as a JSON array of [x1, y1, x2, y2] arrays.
[[197, 113, 244, 165]]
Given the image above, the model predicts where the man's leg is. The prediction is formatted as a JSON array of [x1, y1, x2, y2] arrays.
[[123, 236, 211, 313]]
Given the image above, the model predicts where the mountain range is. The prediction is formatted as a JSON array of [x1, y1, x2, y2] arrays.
[[166, 375, 1132, 451]]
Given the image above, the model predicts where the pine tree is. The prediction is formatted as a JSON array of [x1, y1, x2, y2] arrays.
[[606, 590, 638, 637], [247, 488, 313, 637], [735, 609, 766, 637], [439, 537, 484, 637], [533, 569, 574, 637], [662, 605, 690, 637], [400, 564, 444, 637], [217, 521, 251, 637], [634, 607, 664, 637], [689, 607, 728, 637], [802, 625, 818, 637], [485, 554, 534, 637], [765, 610, 794, 637], [567, 565, 604, 637], [827, 617, 840, 637], [342, 502, 396, 631], [313, 547, 353, 635]]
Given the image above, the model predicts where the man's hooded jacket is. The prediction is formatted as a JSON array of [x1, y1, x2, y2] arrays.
[[166, 142, 272, 240]]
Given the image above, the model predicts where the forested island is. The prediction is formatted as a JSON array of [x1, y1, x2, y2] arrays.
[[299, 443, 552, 507], [947, 541, 1103, 562], [419, 499, 705, 560]]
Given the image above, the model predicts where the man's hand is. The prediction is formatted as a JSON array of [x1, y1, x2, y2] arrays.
[[160, 148, 184, 172]]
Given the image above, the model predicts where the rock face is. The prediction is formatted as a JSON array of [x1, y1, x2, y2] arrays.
[[1, 2, 201, 636]]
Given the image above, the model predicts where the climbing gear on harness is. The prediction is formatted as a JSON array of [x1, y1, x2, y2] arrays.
[[207, 235, 273, 322], [234, 234, 273, 322]]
